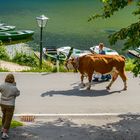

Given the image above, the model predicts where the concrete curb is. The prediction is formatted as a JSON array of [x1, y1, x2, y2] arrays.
[[13, 113, 140, 120], [13, 113, 124, 117]]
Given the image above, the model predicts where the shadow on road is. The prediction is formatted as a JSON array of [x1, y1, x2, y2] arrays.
[[11, 114, 140, 140], [41, 88, 123, 97]]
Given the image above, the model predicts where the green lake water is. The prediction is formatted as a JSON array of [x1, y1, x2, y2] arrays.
[[0, 0, 137, 53]]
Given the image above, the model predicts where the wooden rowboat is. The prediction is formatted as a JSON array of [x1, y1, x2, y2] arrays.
[[0, 30, 34, 41], [0, 25, 16, 32], [43, 48, 67, 62]]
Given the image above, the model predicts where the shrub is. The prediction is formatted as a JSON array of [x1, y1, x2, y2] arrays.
[[0, 45, 10, 61], [125, 59, 135, 71], [12, 51, 37, 67], [132, 58, 140, 77]]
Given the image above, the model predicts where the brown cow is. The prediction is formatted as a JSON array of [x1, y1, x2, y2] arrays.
[[66, 54, 127, 90]]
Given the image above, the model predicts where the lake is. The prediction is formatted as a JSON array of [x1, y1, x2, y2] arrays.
[[0, 0, 137, 54]]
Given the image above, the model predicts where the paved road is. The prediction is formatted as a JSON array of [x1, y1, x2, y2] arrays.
[[0, 72, 139, 114]]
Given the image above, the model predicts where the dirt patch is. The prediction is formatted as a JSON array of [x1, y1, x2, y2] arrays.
[[0, 60, 30, 72]]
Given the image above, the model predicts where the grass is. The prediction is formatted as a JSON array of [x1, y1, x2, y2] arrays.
[[0, 67, 9, 72], [0, 118, 23, 128], [28, 58, 135, 73], [22, 61, 68, 72], [22, 66, 68, 72], [0, 45, 136, 73], [0, 59, 135, 73]]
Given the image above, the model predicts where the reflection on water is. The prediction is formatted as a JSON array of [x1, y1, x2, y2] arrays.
[[0, 0, 137, 54]]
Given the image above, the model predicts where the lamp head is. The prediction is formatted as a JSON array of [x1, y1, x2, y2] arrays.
[[36, 15, 49, 28]]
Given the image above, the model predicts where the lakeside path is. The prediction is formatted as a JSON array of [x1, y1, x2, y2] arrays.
[[0, 60, 30, 71], [0, 72, 139, 115]]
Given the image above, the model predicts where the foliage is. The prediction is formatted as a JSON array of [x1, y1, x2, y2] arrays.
[[0, 118, 23, 128], [132, 58, 140, 76], [0, 45, 10, 61], [0, 44, 68, 72], [52, 64, 68, 72], [88, 0, 140, 76], [125, 58, 135, 71], [12, 51, 38, 67], [88, 0, 138, 49]]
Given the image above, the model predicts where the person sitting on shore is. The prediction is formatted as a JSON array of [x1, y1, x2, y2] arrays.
[[98, 43, 105, 55], [93, 43, 111, 82]]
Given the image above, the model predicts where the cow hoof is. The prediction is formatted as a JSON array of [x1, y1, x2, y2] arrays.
[[123, 87, 127, 91], [80, 83, 85, 88], [106, 86, 110, 90]]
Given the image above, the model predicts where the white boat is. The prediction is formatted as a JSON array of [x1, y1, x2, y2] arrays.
[[128, 46, 140, 58], [90, 45, 118, 55], [135, 46, 140, 53], [43, 48, 67, 62], [0, 23, 4, 26], [57, 46, 91, 58]]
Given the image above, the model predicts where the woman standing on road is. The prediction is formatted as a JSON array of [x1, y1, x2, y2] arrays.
[[0, 74, 20, 139]]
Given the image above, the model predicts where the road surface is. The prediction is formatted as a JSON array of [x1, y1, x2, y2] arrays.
[[0, 72, 139, 115]]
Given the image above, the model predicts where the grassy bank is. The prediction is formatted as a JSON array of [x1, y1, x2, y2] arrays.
[[0, 44, 137, 73], [0, 58, 136, 73]]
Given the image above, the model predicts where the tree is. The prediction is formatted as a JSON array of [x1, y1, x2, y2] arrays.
[[88, 0, 140, 76]]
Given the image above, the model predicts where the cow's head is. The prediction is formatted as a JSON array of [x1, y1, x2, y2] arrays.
[[65, 57, 78, 72]]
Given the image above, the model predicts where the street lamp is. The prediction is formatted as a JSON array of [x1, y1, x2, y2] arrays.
[[36, 15, 49, 69]]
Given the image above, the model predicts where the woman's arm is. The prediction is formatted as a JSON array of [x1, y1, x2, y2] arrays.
[[16, 89, 20, 97]]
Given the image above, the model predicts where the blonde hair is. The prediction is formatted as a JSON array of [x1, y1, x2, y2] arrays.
[[5, 74, 15, 83], [99, 43, 104, 47]]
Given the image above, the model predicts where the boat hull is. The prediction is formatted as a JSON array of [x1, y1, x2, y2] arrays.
[[43, 49, 67, 62], [0, 25, 16, 32], [0, 30, 34, 41], [57, 46, 91, 58]]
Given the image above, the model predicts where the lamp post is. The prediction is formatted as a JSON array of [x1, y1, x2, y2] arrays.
[[36, 15, 49, 69]]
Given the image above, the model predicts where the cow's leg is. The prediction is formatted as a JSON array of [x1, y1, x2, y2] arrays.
[[118, 71, 127, 90], [106, 71, 118, 90], [87, 73, 93, 90], [80, 74, 85, 88]]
